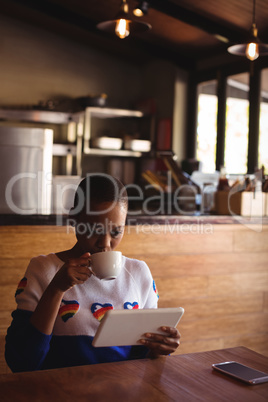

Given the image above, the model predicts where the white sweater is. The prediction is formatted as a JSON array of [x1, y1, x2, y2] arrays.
[[16, 253, 159, 336], [5, 253, 159, 371]]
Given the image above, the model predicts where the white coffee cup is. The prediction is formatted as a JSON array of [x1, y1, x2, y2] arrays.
[[90, 251, 122, 280]]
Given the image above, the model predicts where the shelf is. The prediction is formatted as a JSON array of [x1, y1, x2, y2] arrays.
[[84, 107, 143, 119], [53, 144, 76, 156], [83, 107, 146, 157], [0, 109, 76, 124], [0, 107, 152, 174], [0, 107, 143, 123], [83, 148, 142, 157]]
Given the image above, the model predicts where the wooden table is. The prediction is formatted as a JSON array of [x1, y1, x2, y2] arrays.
[[1, 347, 268, 401]]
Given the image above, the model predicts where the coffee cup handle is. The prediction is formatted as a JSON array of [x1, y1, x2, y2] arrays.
[[88, 266, 96, 276]]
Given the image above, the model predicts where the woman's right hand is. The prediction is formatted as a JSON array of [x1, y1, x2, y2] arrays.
[[51, 252, 92, 293], [30, 252, 93, 335]]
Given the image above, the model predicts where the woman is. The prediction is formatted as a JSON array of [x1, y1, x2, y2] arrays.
[[5, 174, 180, 372]]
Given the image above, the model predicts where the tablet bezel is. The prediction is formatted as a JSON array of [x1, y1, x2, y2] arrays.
[[92, 307, 184, 347]]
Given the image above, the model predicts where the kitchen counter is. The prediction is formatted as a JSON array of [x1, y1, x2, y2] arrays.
[[1, 214, 268, 225]]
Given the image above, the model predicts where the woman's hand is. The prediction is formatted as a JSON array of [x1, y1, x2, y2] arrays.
[[139, 326, 181, 357], [30, 252, 93, 335], [51, 252, 92, 293]]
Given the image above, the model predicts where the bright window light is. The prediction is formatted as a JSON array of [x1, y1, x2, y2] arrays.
[[196, 82, 217, 173], [225, 97, 249, 174]]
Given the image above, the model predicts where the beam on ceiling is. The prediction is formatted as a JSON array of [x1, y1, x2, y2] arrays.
[[149, 0, 247, 44], [1, 0, 198, 69]]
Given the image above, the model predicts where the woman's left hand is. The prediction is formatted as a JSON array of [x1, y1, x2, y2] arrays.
[[139, 326, 181, 357]]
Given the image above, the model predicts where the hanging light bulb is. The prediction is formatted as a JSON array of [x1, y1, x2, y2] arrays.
[[97, 0, 151, 39], [115, 18, 130, 39], [244, 23, 259, 60], [246, 42, 259, 61], [228, 0, 268, 60], [133, 1, 149, 17], [114, 0, 130, 39]]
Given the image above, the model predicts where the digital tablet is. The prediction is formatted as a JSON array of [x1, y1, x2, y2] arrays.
[[92, 307, 184, 347]]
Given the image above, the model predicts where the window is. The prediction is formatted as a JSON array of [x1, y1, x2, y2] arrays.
[[195, 68, 268, 175], [259, 68, 268, 174], [225, 73, 249, 174], [196, 81, 217, 173]]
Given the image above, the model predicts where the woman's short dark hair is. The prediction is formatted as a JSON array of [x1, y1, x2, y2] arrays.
[[71, 174, 128, 217]]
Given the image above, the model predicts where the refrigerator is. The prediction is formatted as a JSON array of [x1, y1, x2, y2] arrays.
[[0, 127, 53, 214]]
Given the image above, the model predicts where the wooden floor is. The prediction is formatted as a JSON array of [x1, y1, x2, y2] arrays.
[[0, 222, 268, 374]]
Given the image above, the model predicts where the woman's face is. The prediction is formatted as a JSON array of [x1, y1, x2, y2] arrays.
[[75, 202, 127, 255]]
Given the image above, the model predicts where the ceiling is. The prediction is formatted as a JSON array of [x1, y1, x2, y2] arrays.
[[2, 0, 268, 70]]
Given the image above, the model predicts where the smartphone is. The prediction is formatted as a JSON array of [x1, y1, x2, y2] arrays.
[[212, 361, 268, 385]]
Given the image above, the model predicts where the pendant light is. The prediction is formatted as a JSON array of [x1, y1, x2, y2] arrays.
[[228, 0, 268, 61], [133, 1, 149, 17], [97, 0, 151, 39]]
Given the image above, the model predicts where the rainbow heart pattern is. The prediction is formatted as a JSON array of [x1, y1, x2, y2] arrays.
[[124, 301, 139, 310], [153, 280, 159, 299], [91, 302, 113, 321], [59, 299, 80, 322], [15, 277, 27, 297]]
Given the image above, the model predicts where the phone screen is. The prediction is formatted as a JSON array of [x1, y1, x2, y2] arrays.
[[212, 361, 268, 384]]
